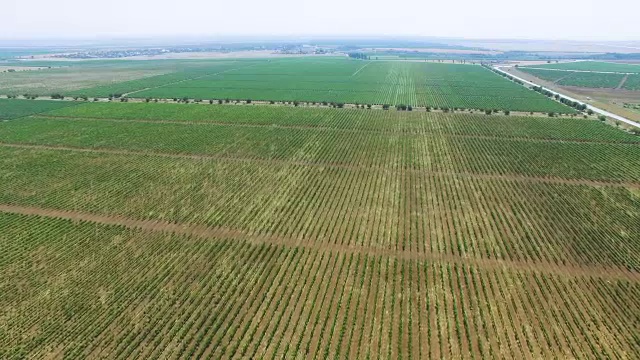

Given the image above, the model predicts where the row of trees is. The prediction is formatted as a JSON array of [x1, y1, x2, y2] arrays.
[[530, 86, 589, 112], [348, 53, 370, 60]]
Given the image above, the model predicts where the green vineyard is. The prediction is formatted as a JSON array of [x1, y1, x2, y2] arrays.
[[518, 68, 625, 89], [1, 58, 574, 112], [526, 61, 640, 74], [1, 100, 639, 358]]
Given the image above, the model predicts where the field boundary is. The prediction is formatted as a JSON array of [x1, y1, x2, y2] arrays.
[[1, 203, 637, 281], [0, 95, 582, 117]]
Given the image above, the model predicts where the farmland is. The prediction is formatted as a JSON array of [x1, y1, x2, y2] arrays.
[[518, 68, 626, 89], [0, 98, 79, 119], [0, 59, 251, 96], [130, 59, 570, 112], [1, 92, 639, 357], [623, 75, 640, 91], [528, 61, 640, 74], [2, 58, 572, 112]]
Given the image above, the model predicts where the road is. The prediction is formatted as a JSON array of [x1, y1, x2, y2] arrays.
[[494, 66, 640, 129]]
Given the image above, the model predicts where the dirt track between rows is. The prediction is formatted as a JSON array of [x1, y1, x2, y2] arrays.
[[1, 203, 637, 282]]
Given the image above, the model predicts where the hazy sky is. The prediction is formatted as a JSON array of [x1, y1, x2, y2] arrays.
[[3, 0, 639, 41]]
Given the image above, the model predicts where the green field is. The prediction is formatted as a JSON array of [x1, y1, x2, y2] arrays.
[[623, 74, 640, 91], [2, 58, 571, 112], [131, 59, 570, 112], [0, 98, 79, 119], [65, 60, 255, 98], [529, 61, 640, 74], [519, 68, 625, 88], [1, 88, 639, 357]]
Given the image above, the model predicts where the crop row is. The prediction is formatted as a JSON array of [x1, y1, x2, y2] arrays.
[[2, 212, 639, 359], [1, 147, 639, 270]]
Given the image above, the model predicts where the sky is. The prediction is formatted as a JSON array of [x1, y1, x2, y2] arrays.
[[3, 0, 639, 41]]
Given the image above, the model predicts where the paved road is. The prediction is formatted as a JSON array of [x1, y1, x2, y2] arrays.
[[494, 66, 640, 129]]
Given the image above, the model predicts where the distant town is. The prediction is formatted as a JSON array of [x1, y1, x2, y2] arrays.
[[46, 44, 334, 59]]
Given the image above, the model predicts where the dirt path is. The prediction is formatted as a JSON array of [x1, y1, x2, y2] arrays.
[[0, 203, 636, 282], [616, 74, 630, 90], [351, 61, 372, 77], [2, 142, 638, 189], [553, 73, 573, 84]]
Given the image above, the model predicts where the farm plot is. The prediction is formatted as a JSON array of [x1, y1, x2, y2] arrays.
[[67, 60, 257, 98], [518, 68, 625, 88], [47, 102, 631, 141], [0, 98, 79, 120], [1, 99, 639, 358], [529, 61, 640, 74], [623, 74, 640, 91], [2, 213, 640, 359], [516, 68, 572, 83], [0, 63, 172, 95], [132, 59, 571, 112], [0, 146, 639, 270], [3, 116, 640, 181]]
